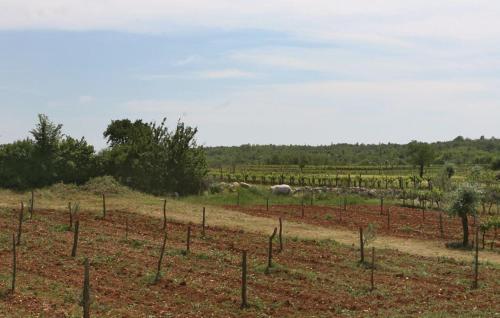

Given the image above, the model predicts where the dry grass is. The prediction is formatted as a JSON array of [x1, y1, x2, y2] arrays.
[[1, 188, 499, 265]]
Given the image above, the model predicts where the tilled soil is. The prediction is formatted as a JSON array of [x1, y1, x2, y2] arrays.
[[224, 204, 499, 246], [0, 207, 498, 317]]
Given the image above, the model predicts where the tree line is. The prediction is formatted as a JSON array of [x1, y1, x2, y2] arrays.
[[205, 137, 500, 169], [0, 115, 207, 195]]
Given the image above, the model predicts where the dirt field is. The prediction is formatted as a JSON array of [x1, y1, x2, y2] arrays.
[[0, 205, 499, 317], [224, 204, 499, 246]]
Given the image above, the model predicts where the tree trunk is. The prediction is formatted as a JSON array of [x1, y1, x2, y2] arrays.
[[461, 214, 469, 247], [419, 164, 424, 178]]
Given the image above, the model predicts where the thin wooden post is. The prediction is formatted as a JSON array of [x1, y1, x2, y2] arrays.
[[266, 228, 278, 273], [421, 201, 425, 222], [102, 193, 106, 219], [82, 258, 91, 318], [125, 217, 129, 241], [310, 192, 313, 206], [301, 199, 305, 217], [186, 226, 191, 254], [202, 207, 206, 237], [155, 229, 168, 283], [370, 247, 375, 291], [11, 233, 16, 293], [278, 217, 283, 252], [241, 250, 248, 309], [472, 228, 479, 289], [266, 198, 269, 211], [359, 227, 364, 263], [17, 202, 24, 245], [387, 207, 390, 230], [162, 199, 167, 230], [439, 212, 444, 238], [344, 196, 347, 212], [68, 202, 73, 231], [380, 197, 384, 215], [237, 191, 240, 206], [71, 219, 80, 257], [29, 190, 34, 219], [338, 197, 342, 222]]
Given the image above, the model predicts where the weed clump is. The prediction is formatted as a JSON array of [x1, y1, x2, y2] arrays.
[[82, 176, 131, 195]]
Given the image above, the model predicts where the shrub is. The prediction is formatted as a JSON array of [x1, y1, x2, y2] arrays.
[[82, 176, 131, 195]]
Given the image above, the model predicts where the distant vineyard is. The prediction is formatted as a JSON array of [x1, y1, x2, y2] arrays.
[[207, 164, 475, 189]]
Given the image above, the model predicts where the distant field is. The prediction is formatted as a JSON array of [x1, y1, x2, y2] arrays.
[[207, 164, 476, 188], [210, 164, 478, 176]]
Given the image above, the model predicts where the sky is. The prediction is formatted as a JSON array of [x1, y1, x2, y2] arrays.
[[0, 1, 499, 149]]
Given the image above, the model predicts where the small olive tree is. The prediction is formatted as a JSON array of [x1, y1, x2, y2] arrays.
[[448, 186, 479, 247]]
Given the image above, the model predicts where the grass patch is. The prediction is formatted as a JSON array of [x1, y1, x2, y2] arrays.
[[50, 224, 70, 232]]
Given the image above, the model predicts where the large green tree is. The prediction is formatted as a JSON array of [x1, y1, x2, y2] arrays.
[[102, 118, 207, 195], [0, 114, 96, 189], [407, 141, 436, 178]]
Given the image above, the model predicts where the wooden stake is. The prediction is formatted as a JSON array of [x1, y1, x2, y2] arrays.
[[278, 217, 283, 252], [162, 199, 167, 230], [387, 207, 390, 230], [68, 202, 73, 231], [359, 227, 364, 263], [11, 233, 16, 293], [472, 227, 479, 289], [125, 217, 129, 241], [380, 197, 384, 215], [155, 229, 168, 283], [439, 212, 444, 238], [29, 190, 34, 219], [71, 219, 80, 257], [266, 198, 269, 211], [102, 193, 106, 219], [241, 250, 248, 309], [266, 227, 278, 273], [237, 191, 240, 206], [17, 202, 24, 246], [202, 207, 206, 237], [370, 247, 375, 291], [82, 258, 91, 318], [186, 226, 191, 254]]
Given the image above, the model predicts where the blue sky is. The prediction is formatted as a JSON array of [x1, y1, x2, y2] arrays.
[[1, 1, 499, 149]]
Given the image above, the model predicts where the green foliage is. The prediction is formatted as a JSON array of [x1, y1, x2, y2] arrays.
[[0, 115, 97, 189], [407, 141, 436, 177], [82, 176, 131, 195], [102, 118, 207, 195], [205, 137, 500, 167], [0, 115, 207, 195], [444, 163, 456, 179], [448, 185, 480, 218], [448, 185, 480, 246], [492, 157, 500, 170], [0, 139, 37, 188]]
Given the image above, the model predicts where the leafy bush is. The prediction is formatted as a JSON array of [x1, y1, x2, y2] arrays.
[[492, 158, 500, 170]]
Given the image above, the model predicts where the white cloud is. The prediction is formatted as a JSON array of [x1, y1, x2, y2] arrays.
[[173, 55, 201, 66], [78, 95, 94, 104], [196, 69, 257, 79], [2, 1, 500, 45], [138, 69, 257, 81]]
